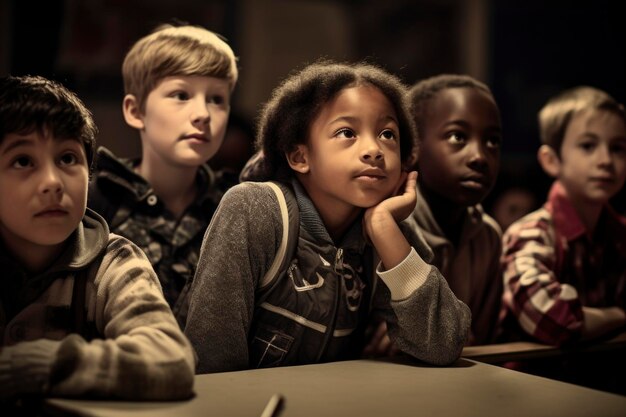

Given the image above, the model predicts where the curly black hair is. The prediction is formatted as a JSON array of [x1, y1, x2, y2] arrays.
[[0, 75, 98, 171], [256, 60, 417, 180], [407, 74, 495, 140]]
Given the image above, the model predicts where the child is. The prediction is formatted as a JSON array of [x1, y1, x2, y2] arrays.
[[500, 86, 626, 346], [182, 61, 471, 374], [88, 24, 238, 311], [0, 75, 194, 403], [406, 74, 504, 345]]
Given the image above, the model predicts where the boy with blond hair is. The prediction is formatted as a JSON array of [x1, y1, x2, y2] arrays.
[[88, 24, 238, 312], [501, 86, 626, 346], [0, 75, 194, 406]]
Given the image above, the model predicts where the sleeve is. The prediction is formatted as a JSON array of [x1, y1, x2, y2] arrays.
[[501, 211, 583, 345], [183, 182, 284, 374], [1, 236, 196, 401], [372, 223, 472, 366]]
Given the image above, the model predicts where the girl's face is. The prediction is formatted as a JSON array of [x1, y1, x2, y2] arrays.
[[290, 84, 402, 228], [418, 87, 502, 207]]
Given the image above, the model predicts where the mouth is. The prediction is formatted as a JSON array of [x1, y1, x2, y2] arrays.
[[35, 207, 69, 217], [459, 175, 490, 190], [354, 169, 387, 182], [183, 133, 209, 143], [589, 176, 615, 186]]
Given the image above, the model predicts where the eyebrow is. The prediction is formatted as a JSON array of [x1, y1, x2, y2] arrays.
[[329, 115, 399, 125], [0, 138, 35, 155], [443, 120, 502, 132]]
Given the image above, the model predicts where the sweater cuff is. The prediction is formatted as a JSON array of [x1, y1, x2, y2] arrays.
[[376, 247, 431, 301], [0, 339, 61, 396]]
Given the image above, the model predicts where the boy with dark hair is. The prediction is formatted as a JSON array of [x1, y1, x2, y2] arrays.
[[406, 74, 503, 345], [88, 24, 238, 310], [0, 75, 194, 404]]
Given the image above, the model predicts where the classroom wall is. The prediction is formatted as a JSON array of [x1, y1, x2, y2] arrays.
[[1, 0, 624, 208]]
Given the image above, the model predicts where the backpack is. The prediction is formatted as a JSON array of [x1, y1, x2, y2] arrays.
[[257, 181, 300, 290]]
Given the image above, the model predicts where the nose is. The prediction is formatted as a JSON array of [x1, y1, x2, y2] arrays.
[[192, 97, 210, 126], [596, 144, 613, 167], [360, 136, 384, 163], [39, 163, 63, 196], [466, 139, 488, 169]]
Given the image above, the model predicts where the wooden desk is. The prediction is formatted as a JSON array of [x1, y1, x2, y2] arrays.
[[462, 332, 626, 364], [44, 357, 625, 417]]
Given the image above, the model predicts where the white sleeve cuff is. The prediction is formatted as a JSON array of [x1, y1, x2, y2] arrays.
[[376, 247, 431, 301]]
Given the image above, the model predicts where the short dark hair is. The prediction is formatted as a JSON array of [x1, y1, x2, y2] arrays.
[[256, 60, 417, 180], [538, 86, 626, 156], [0, 75, 97, 171], [408, 74, 495, 140]]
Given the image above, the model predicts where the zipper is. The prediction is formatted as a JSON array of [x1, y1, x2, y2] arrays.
[[316, 248, 344, 361]]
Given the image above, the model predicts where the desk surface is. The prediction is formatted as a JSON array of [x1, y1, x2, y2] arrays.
[[45, 358, 626, 417]]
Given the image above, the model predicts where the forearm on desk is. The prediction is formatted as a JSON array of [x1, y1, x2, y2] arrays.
[[581, 306, 626, 341]]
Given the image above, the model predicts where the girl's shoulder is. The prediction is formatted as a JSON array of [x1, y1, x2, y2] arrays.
[[223, 181, 284, 209], [219, 181, 291, 231]]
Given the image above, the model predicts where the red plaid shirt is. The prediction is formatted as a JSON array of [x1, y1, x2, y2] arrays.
[[500, 181, 626, 345]]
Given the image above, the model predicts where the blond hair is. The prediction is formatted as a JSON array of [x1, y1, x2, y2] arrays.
[[122, 24, 238, 111], [538, 86, 625, 155]]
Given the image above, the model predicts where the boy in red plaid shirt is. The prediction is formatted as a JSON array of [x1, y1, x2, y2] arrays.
[[500, 86, 626, 347]]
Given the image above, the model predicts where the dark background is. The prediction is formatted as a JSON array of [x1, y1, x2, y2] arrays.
[[1, 0, 624, 213]]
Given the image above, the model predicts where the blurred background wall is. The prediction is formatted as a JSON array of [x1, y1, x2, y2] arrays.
[[1, 0, 624, 214]]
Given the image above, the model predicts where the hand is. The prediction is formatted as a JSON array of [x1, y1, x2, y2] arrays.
[[363, 171, 418, 240], [365, 171, 418, 223], [362, 320, 400, 358]]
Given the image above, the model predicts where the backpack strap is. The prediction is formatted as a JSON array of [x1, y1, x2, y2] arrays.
[[258, 181, 300, 290]]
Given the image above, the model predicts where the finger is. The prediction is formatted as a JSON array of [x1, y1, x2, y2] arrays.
[[373, 321, 388, 340], [403, 171, 418, 195], [392, 171, 408, 196], [376, 333, 392, 354]]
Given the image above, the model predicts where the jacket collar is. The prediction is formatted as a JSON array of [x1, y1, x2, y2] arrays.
[[546, 180, 626, 247], [412, 186, 486, 250], [94, 146, 219, 207]]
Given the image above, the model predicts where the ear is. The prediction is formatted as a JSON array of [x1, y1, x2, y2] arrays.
[[537, 145, 561, 178], [286, 145, 310, 174], [122, 94, 145, 130]]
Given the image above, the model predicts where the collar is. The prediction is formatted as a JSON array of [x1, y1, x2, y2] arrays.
[[546, 180, 626, 244], [0, 208, 109, 318], [412, 186, 485, 249], [291, 178, 366, 253], [95, 146, 219, 207]]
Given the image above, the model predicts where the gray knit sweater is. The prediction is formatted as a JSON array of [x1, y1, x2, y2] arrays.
[[183, 182, 471, 373]]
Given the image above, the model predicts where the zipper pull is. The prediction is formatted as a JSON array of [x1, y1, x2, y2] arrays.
[[334, 248, 344, 274]]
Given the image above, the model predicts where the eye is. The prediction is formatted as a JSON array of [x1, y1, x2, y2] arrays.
[[208, 95, 225, 105], [379, 129, 397, 141], [58, 152, 79, 166], [579, 142, 595, 152], [447, 131, 467, 144], [610, 142, 626, 154], [172, 91, 190, 101], [11, 155, 33, 169], [486, 135, 502, 149], [335, 128, 356, 139]]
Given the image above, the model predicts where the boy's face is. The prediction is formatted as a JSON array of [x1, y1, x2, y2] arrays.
[[0, 131, 88, 260], [418, 87, 501, 207], [294, 84, 402, 220], [556, 109, 626, 206], [137, 75, 230, 167]]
